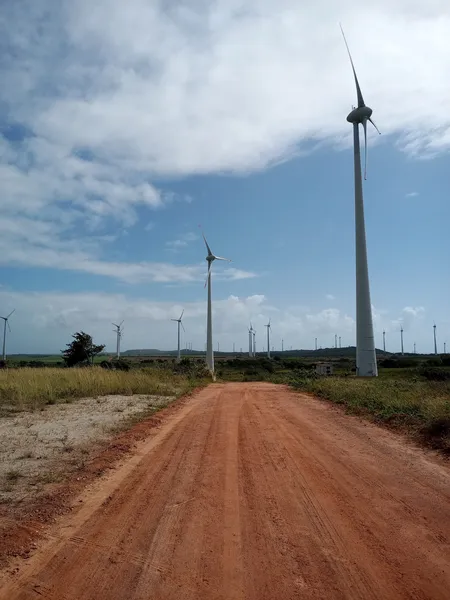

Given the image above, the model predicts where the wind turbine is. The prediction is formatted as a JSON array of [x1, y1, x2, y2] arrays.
[[400, 326, 404, 355], [202, 231, 231, 376], [112, 321, 124, 359], [265, 319, 272, 359], [248, 323, 254, 357], [253, 328, 256, 356], [341, 25, 380, 377], [171, 310, 185, 361], [1, 309, 15, 361], [433, 323, 437, 355], [383, 330, 386, 353]]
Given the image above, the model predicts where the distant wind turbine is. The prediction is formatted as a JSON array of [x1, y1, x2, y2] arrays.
[[112, 321, 124, 359], [201, 231, 231, 377], [265, 319, 272, 359], [433, 323, 437, 355], [171, 310, 185, 361], [253, 328, 256, 356], [1, 309, 15, 362], [341, 24, 380, 377], [248, 323, 254, 357], [383, 330, 386, 353], [400, 326, 404, 355]]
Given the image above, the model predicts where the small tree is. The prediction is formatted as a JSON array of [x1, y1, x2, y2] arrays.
[[62, 331, 105, 367]]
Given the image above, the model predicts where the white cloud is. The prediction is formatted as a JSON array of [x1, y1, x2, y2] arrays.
[[326, 294, 336, 301], [405, 191, 419, 198], [0, 217, 256, 284], [1, 1, 450, 283], [166, 232, 199, 251], [394, 306, 426, 331], [0, 289, 356, 354]]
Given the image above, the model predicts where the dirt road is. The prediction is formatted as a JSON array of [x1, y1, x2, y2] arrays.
[[1, 382, 449, 599]]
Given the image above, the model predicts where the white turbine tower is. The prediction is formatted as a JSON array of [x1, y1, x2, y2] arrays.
[[341, 25, 379, 377], [171, 310, 185, 361], [1, 309, 15, 362], [265, 319, 272, 359], [202, 232, 231, 376], [253, 328, 256, 356], [248, 323, 254, 357], [112, 321, 124, 359]]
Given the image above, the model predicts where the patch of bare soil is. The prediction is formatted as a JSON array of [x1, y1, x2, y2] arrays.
[[0, 393, 188, 568]]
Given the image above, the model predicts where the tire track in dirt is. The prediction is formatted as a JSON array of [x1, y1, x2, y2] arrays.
[[1, 382, 449, 600]]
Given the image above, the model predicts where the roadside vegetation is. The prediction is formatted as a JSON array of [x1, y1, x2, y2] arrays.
[[0, 360, 209, 412]]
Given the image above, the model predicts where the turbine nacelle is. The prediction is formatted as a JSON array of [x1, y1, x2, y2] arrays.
[[346, 105, 373, 124]]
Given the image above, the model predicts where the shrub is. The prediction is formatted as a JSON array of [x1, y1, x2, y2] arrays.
[[419, 368, 450, 381]]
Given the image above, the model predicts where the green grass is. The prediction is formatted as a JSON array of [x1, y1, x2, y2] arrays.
[[0, 366, 204, 411], [291, 376, 450, 452]]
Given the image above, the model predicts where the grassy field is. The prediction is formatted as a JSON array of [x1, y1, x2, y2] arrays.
[[0, 366, 205, 412]]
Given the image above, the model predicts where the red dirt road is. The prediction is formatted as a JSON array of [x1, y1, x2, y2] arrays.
[[1, 382, 450, 599]]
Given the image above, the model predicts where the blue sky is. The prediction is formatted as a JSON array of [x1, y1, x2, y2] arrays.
[[0, 0, 449, 355]]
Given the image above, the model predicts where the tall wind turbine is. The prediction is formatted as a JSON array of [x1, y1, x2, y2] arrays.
[[400, 326, 404, 355], [1, 309, 15, 361], [171, 310, 185, 361], [265, 319, 272, 359], [341, 25, 380, 377], [433, 323, 437, 355], [383, 330, 386, 353], [253, 328, 256, 356], [112, 321, 124, 359], [202, 232, 231, 376]]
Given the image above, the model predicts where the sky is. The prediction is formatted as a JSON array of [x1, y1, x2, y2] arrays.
[[0, 0, 449, 356]]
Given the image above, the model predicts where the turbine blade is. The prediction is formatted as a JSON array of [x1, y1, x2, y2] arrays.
[[119, 320, 124, 327], [340, 24, 365, 108], [363, 117, 368, 180], [201, 230, 213, 256], [181, 322, 185, 332], [171, 319, 178, 322], [7, 321, 11, 333], [369, 117, 381, 135], [180, 309, 184, 320], [214, 256, 231, 262], [112, 323, 118, 328], [6, 309, 15, 319]]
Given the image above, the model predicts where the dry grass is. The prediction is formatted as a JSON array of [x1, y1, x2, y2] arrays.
[[292, 377, 450, 452], [0, 367, 196, 411]]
